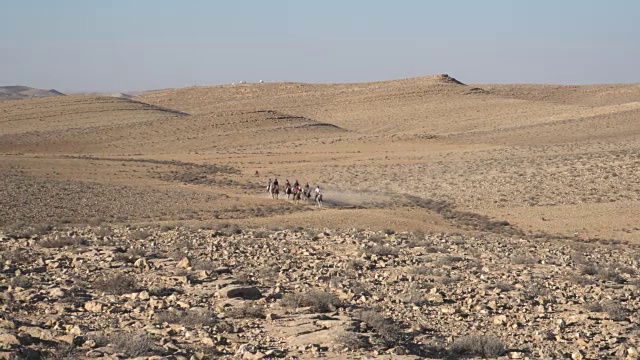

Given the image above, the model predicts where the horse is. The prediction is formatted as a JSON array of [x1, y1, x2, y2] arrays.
[[270, 184, 279, 199], [293, 189, 302, 204], [285, 185, 293, 199], [315, 193, 323, 206]]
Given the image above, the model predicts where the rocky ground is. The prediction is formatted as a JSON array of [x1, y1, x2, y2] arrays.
[[2, 225, 640, 359]]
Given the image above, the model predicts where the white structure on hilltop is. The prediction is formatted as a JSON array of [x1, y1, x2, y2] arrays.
[[259, 80, 264, 83]]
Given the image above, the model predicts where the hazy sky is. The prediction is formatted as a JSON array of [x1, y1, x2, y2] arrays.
[[2, 1, 639, 92]]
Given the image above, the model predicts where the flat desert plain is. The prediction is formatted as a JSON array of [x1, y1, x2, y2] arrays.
[[1, 75, 640, 359]]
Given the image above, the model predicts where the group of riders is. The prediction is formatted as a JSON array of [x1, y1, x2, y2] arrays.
[[266, 178, 323, 205]]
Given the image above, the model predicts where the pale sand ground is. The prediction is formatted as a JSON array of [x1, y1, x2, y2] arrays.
[[1, 74, 638, 241]]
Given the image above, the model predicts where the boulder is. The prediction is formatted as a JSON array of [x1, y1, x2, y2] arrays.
[[84, 301, 103, 312], [0, 333, 19, 346], [176, 257, 190, 269], [217, 286, 262, 300]]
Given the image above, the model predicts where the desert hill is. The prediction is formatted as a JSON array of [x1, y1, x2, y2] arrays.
[[136, 75, 640, 141], [482, 83, 640, 106], [0, 85, 65, 100], [0, 95, 187, 154], [1, 73, 639, 240]]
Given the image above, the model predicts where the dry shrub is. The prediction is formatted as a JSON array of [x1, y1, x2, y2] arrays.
[[411, 230, 426, 241], [234, 271, 254, 285], [4, 222, 53, 239], [584, 302, 603, 312], [406, 239, 430, 248], [94, 272, 137, 295], [603, 302, 628, 321], [87, 217, 104, 227], [367, 235, 385, 243], [440, 275, 462, 285], [159, 223, 182, 231], [580, 264, 599, 275], [567, 271, 594, 286], [130, 229, 151, 240], [511, 254, 539, 265], [579, 264, 625, 283], [487, 282, 514, 292], [409, 266, 431, 276], [156, 309, 217, 327], [5, 227, 34, 239], [616, 265, 636, 275], [0, 247, 30, 265], [366, 245, 399, 257], [346, 259, 364, 271], [39, 236, 87, 248], [253, 230, 269, 239], [113, 247, 145, 263], [281, 291, 340, 312], [226, 303, 266, 319], [424, 246, 446, 254], [253, 265, 279, 285], [597, 267, 625, 284], [525, 282, 549, 298], [586, 301, 627, 321], [357, 310, 402, 346], [448, 334, 505, 358], [109, 332, 154, 358], [215, 222, 243, 236], [43, 343, 79, 360], [192, 258, 217, 271], [335, 331, 371, 351], [348, 281, 370, 295], [437, 255, 464, 265], [11, 275, 32, 289], [33, 223, 54, 235], [401, 285, 425, 305], [95, 227, 115, 239]]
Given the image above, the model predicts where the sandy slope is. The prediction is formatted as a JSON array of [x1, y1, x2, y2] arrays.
[[1, 74, 639, 242]]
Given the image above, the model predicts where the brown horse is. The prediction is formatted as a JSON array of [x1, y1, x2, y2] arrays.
[[270, 184, 280, 199], [293, 188, 302, 204]]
